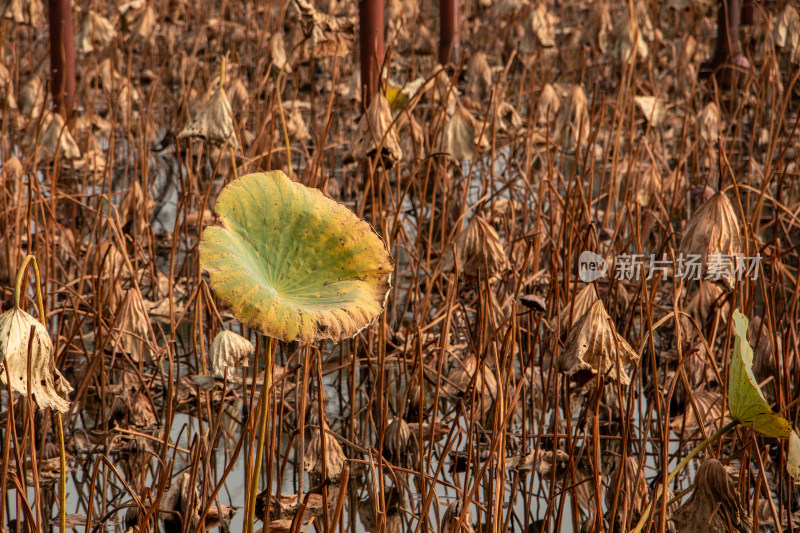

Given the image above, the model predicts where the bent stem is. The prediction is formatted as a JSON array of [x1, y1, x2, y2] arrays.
[[245, 336, 276, 533], [14, 255, 67, 533], [631, 420, 738, 533], [14, 255, 46, 320]]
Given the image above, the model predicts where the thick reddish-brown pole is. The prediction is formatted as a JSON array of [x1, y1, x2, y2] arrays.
[[439, 0, 461, 65], [47, 0, 76, 120], [713, 0, 742, 63], [359, 0, 384, 109]]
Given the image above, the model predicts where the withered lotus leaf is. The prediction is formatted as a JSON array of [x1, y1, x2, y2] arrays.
[[350, 93, 403, 168], [557, 300, 639, 391], [442, 214, 509, 281], [209, 329, 254, 376], [114, 289, 152, 363], [536, 83, 560, 125], [76, 10, 116, 53], [679, 191, 740, 291], [699, 102, 720, 144], [0, 0, 44, 26], [0, 307, 72, 412], [200, 171, 394, 343], [633, 96, 665, 126], [789, 431, 800, 483], [441, 500, 475, 533], [383, 416, 413, 464], [303, 422, 347, 480], [444, 104, 485, 162], [269, 32, 292, 73], [605, 457, 649, 528], [36, 112, 81, 162], [672, 459, 751, 533], [551, 283, 599, 337], [443, 354, 498, 408], [554, 84, 589, 150], [520, 2, 556, 52], [178, 86, 239, 149]]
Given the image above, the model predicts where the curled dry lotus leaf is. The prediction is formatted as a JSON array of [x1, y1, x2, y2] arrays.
[[303, 423, 347, 480], [728, 310, 791, 438], [0, 62, 8, 90], [670, 389, 729, 434], [634, 96, 665, 127], [18, 76, 45, 117], [535, 449, 570, 476], [554, 84, 589, 150], [686, 280, 729, 327], [385, 0, 420, 46], [550, 283, 598, 337], [160, 472, 234, 531], [444, 104, 487, 162], [557, 300, 639, 391], [775, 4, 800, 63], [679, 191, 740, 291], [292, 0, 356, 57], [520, 1, 556, 53], [495, 101, 523, 134], [442, 354, 497, 417], [605, 457, 648, 528], [269, 32, 292, 73], [536, 83, 560, 124], [535, 450, 600, 513], [114, 289, 152, 363], [209, 329, 254, 377], [672, 459, 751, 533], [699, 102, 720, 145], [789, 431, 800, 483], [0, 307, 72, 412], [76, 10, 116, 53], [200, 171, 394, 344], [0, 0, 44, 26], [2, 156, 23, 202], [36, 112, 81, 163], [350, 93, 402, 168], [634, 164, 662, 207], [441, 500, 475, 533], [442, 214, 509, 281], [466, 51, 493, 100], [586, 1, 612, 53], [268, 102, 311, 143], [612, 7, 648, 62], [385, 77, 426, 112], [122, 1, 156, 43], [383, 416, 413, 463], [178, 86, 239, 149]]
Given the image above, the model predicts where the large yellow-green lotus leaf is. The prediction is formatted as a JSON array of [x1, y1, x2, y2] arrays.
[[728, 310, 791, 438], [199, 171, 394, 343]]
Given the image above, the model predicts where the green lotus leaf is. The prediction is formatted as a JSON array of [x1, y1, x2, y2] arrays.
[[199, 171, 394, 343], [728, 310, 791, 438]]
